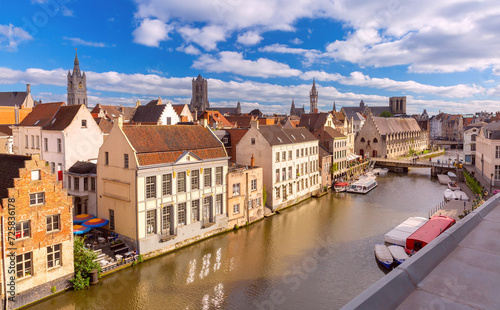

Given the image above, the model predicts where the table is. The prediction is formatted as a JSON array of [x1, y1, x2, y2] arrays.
[[115, 254, 123, 262]]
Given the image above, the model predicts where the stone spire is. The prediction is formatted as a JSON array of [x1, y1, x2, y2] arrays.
[[67, 49, 88, 106], [333, 101, 336, 112], [309, 78, 318, 113], [290, 98, 296, 115]]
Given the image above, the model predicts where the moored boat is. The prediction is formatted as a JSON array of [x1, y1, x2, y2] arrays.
[[448, 181, 460, 191], [387, 245, 409, 264], [347, 178, 377, 194], [333, 182, 349, 192], [374, 244, 393, 269]]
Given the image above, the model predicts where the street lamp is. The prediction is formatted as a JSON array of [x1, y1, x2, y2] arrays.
[[491, 173, 494, 194]]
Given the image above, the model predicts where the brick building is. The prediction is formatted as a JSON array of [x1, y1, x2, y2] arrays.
[[0, 154, 73, 309]]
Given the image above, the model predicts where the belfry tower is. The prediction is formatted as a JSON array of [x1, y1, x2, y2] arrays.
[[190, 74, 210, 112], [67, 49, 88, 106], [310, 78, 318, 113]]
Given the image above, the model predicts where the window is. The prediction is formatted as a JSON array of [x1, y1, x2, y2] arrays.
[[15, 221, 30, 239], [215, 167, 223, 185], [256, 197, 261, 207], [289, 150, 292, 160], [68, 176, 72, 189], [47, 244, 62, 269], [216, 194, 223, 214], [496, 146, 500, 159], [191, 200, 200, 222], [296, 149, 299, 158], [495, 165, 500, 181], [124, 154, 129, 168], [191, 170, 199, 190], [249, 199, 253, 209], [91, 177, 96, 192], [222, 137, 229, 144], [251, 179, 257, 191], [51, 162, 55, 174], [109, 209, 115, 230], [178, 203, 186, 225], [276, 152, 280, 162], [146, 176, 156, 199], [276, 169, 279, 182], [289, 183, 293, 195], [31, 135, 34, 149], [36, 135, 40, 149], [162, 206, 171, 233], [105, 152, 109, 165], [83, 177, 88, 191], [147, 210, 156, 235], [282, 168, 286, 181], [471, 144, 476, 151], [282, 151, 286, 161], [233, 183, 240, 196], [288, 166, 292, 179], [166, 117, 171, 125], [305, 148, 308, 156], [29, 192, 44, 205], [81, 119, 87, 128], [251, 138, 255, 145], [57, 138, 62, 153], [301, 148, 304, 157], [162, 174, 172, 196], [16, 252, 32, 279], [74, 177, 79, 191], [46, 214, 60, 232], [276, 187, 280, 199], [31, 170, 40, 180], [177, 172, 186, 193], [233, 204, 240, 214], [204, 168, 212, 188], [25, 135, 28, 148], [44, 138, 48, 151]]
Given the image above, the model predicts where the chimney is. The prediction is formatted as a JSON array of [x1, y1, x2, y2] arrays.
[[194, 108, 198, 121], [114, 116, 123, 129], [14, 105, 19, 125], [250, 154, 255, 167], [314, 108, 318, 113], [250, 120, 259, 129], [26, 84, 31, 94]]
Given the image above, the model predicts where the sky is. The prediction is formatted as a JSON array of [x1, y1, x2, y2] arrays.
[[1, 0, 500, 115]]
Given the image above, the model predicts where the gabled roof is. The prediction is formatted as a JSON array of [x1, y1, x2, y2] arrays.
[[122, 125, 226, 166], [18, 102, 64, 127], [257, 125, 317, 146], [172, 105, 185, 116], [345, 111, 365, 122], [0, 125, 12, 136], [68, 161, 96, 174], [90, 104, 135, 122], [0, 91, 29, 107], [373, 117, 422, 135], [132, 104, 166, 123], [0, 154, 30, 200], [43, 105, 81, 131], [298, 113, 330, 132], [209, 107, 239, 115], [225, 115, 255, 128], [202, 110, 234, 127], [324, 127, 346, 139], [94, 117, 113, 134]]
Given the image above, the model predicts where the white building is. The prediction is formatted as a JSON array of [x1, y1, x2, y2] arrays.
[[67, 161, 97, 216], [475, 121, 500, 184], [464, 123, 486, 165], [236, 121, 320, 211], [132, 98, 180, 125], [97, 122, 229, 255]]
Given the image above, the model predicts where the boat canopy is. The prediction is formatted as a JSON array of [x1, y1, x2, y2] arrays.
[[334, 182, 349, 186], [384, 217, 428, 246]]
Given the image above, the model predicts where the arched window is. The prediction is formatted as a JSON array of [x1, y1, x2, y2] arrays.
[[373, 138, 378, 143], [360, 137, 365, 142]]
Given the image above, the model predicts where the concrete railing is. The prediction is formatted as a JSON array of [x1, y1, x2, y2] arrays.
[[341, 194, 500, 310]]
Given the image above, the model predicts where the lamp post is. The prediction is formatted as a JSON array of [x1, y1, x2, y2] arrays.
[[491, 173, 494, 194]]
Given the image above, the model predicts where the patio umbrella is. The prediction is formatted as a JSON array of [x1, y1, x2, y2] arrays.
[[74, 214, 95, 224], [73, 224, 91, 234], [82, 218, 109, 228]]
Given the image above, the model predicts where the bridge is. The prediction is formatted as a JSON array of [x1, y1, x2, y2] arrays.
[[372, 158, 462, 178], [433, 140, 463, 148]]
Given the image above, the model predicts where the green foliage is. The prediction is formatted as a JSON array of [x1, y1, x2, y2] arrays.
[[324, 186, 328, 192], [463, 170, 483, 195], [71, 236, 101, 290], [330, 163, 338, 174], [137, 254, 144, 263], [233, 224, 240, 230], [263, 186, 267, 206], [380, 111, 393, 117], [51, 286, 57, 294]]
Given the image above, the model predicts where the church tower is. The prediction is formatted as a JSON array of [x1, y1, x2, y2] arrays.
[[309, 78, 318, 113], [190, 74, 210, 112], [67, 50, 88, 107]]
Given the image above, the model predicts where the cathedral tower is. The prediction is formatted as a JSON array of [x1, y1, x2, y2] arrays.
[[310, 78, 318, 113], [190, 74, 210, 112], [67, 50, 88, 106]]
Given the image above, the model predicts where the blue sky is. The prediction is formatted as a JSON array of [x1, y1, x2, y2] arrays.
[[1, 0, 500, 115]]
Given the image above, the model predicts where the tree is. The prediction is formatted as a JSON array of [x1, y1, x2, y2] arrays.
[[71, 236, 101, 290], [263, 186, 267, 207], [329, 163, 338, 174], [380, 111, 393, 117]]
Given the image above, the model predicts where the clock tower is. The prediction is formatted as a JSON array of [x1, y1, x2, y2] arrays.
[[67, 49, 88, 106]]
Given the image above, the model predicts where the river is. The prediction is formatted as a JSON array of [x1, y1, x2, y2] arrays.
[[31, 169, 446, 310]]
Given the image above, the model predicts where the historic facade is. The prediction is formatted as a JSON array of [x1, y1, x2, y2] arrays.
[[475, 121, 500, 184], [67, 51, 88, 107], [355, 110, 428, 158]]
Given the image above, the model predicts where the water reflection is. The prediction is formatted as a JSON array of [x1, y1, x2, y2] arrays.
[[29, 171, 446, 310]]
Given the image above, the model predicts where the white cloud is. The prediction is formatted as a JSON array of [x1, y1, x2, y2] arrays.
[[0, 24, 33, 51], [176, 44, 201, 55], [132, 18, 172, 47], [237, 31, 263, 46], [290, 38, 303, 45], [178, 25, 226, 51], [259, 43, 323, 66], [63, 37, 107, 48], [61, 6, 74, 17], [192, 52, 302, 78]]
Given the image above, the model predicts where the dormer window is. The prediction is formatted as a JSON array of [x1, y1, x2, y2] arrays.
[[277, 137, 282, 142], [82, 119, 87, 128]]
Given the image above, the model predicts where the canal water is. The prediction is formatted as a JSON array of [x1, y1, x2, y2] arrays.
[[31, 169, 445, 310]]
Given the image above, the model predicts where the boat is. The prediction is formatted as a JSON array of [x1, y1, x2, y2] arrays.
[[374, 244, 393, 269], [387, 245, 409, 264], [378, 168, 388, 176], [347, 178, 377, 194], [448, 181, 460, 190], [333, 182, 349, 192], [453, 190, 468, 201], [443, 189, 455, 201], [405, 215, 455, 254], [447, 171, 457, 179], [384, 217, 428, 246]]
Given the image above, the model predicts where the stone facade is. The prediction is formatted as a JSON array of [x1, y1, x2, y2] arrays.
[[0, 155, 74, 309], [475, 121, 500, 184], [67, 52, 88, 107], [190, 74, 210, 112], [389, 96, 406, 115], [227, 164, 264, 228], [310, 79, 318, 113]]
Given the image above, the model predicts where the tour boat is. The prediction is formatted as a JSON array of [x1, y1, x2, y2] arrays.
[[443, 189, 455, 201], [447, 181, 460, 191], [333, 182, 349, 192], [405, 215, 455, 254], [374, 244, 393, 269], [347, 178, 377, 194], [387, 245, 409, 264]]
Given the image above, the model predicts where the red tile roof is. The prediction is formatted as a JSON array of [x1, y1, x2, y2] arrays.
[[225, 115, 256, 128], [18, 102, 64, 127], [43, 105, 82, 131]]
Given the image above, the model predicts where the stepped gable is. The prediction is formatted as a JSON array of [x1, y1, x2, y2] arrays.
[[122, 125, 226, 166]]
